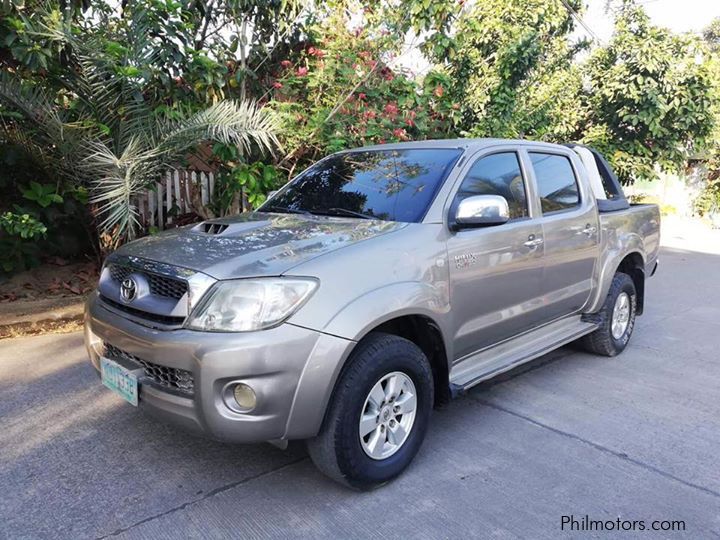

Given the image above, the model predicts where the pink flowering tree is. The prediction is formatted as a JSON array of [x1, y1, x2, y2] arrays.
[[265, 10, 462, 177]]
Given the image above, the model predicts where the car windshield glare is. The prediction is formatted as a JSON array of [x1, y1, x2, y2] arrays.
[[260, 148, 463, 223]]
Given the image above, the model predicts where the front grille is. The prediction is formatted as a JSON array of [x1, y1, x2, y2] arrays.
[[104, 343, 194, 395], [108, 264, 188, 300], [147, 273, 187, 299]]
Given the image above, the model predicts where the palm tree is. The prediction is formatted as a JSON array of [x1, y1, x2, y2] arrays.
[[0, 9, 280, 250]]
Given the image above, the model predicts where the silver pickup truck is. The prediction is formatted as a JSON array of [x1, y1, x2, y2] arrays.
[[85, 139, 660, 489]]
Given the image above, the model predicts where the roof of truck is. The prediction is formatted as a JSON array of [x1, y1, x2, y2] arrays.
[[348, 138, 567, 153]]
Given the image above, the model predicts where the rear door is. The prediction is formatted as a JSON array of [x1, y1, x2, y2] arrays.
[[445, 149, 546, 361], [524, 149, 600, 321]]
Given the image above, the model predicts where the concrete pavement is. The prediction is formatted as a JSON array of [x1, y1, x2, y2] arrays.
[[1, 242, 720, 539]]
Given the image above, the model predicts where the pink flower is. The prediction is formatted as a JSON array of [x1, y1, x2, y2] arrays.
[[393, 128, 408, 140], [296, 66, 308, 76], [280, 60, 292, 68], [272, 82, 283, 89], [380, 67, 394, 81], [358, 92, 367, 100], [434, 85, 444, 98], [383, 103, 399, 116]]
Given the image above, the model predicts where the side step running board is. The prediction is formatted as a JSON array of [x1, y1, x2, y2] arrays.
[[449, 317, 598, 392]]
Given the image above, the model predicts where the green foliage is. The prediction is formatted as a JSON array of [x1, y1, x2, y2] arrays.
[[694, 178, 720, 217], [233, 162, 279, 208], [210, 152, 280, 215], [703, 17, 720, 53], [443, 0, 585, 139], [21, 181, 63, 207], [0, 211, 47, 273], [697, 17, 720, 218], [0, 211, 46, 238], [581, 5, 718, 184], [0, 1, 281, 252]]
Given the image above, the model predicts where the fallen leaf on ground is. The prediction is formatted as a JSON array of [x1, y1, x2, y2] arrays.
[[47, 256, 69, 266]]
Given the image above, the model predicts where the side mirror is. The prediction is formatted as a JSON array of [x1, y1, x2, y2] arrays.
[[453, 195, 510, 230]]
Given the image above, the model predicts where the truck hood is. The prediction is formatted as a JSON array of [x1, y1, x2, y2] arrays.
[[112, 212, 406, 279]]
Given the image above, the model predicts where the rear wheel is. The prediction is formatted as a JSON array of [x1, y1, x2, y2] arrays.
[[579, 272, 637, 356], [307, 332, 433, 490]]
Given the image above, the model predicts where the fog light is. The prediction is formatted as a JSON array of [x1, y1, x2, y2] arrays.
[[233, 383, 256, 411]]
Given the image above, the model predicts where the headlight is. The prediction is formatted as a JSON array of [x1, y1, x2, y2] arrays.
[[186, 277, 318, 332]]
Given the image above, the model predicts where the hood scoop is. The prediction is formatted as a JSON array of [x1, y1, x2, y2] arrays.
[[195, 222, 229, 235]]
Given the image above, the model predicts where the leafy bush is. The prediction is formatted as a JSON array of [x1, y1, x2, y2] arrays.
[[209, 145, 281, 215], [21, 182, 63, 208], [695, 179, 720, 217], [0, 211, 47, 273]]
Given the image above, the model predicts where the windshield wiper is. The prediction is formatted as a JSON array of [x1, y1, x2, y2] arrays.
[[261, 205, 312, 215], [321, 207, 375, 220]]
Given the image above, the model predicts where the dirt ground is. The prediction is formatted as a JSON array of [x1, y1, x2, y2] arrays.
[[0, 257, 98, 303], [0, 258, 98, 339]]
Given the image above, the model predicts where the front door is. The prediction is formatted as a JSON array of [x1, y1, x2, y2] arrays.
[[446, 150, 546, 362]]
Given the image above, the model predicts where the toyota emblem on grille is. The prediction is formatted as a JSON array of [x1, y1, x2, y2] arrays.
[[120, 278, 138, 303]]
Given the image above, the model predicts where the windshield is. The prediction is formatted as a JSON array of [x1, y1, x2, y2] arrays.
[[260, 148, 463, 223]]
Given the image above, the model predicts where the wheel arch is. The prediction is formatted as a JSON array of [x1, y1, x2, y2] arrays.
[[585, 232, 646, 315], [369, 315, 451, 407], [323, 313, 451, 417], [616, 251, 645, 314]]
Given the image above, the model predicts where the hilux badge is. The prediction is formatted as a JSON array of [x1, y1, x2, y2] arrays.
[[120, 278, 138, 302]]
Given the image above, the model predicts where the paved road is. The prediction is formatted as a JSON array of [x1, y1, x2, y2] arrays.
[[2, 243, 720, 539]]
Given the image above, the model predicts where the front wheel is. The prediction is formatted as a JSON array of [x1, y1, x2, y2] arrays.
[[307, 332, 433, 490], [579, 272, 637, 356]]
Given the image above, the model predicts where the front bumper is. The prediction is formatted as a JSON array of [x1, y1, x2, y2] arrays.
[[84, 292, 354, 443]]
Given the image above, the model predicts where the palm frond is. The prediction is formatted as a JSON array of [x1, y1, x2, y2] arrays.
[[0, 72, 65, 143], [156, 100, 281, 163], [33, 13, 156, 152], [83, 137, 163, 240], [0, 72, 88, 181], [0, 117, 55, 175]]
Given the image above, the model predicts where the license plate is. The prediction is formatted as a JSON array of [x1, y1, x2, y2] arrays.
[[100, 357, 138, 406]]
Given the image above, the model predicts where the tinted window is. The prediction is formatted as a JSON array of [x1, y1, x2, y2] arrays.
[[262, 149, 462, 223], [457, 152, 528, 219], [530, 153, 580, 213]]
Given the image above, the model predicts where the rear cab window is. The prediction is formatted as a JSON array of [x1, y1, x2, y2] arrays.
[[529, 152, 580, 214]]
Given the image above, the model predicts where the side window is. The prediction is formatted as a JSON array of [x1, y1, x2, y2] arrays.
[[457, 152, 528, 219], [529, 153, 580, 213]]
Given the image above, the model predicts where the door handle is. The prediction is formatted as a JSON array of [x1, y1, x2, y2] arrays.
[[581, 224, 597, 236], [523, 235, 544, 248]]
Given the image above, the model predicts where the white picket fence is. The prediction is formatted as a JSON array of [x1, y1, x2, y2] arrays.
[[136, 170, 216, 230]]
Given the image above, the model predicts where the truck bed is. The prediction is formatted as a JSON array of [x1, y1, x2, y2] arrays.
[[599, 203, 661, 275]]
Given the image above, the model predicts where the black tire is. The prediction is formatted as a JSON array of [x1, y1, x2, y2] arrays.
[[579, 272, 637, 357], [307, 332, 433, 490]]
